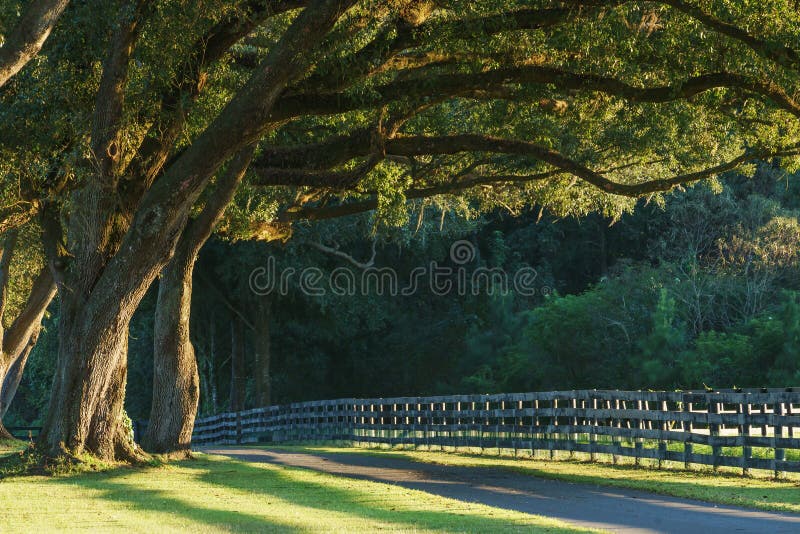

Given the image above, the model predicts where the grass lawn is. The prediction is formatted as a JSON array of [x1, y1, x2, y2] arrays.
[[0, 439, 25, 456], [0, 444, 591, 533], [283, 445, 800, 514]]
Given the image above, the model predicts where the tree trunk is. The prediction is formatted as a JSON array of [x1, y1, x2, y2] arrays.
[[143, 148, 254, 454], [229, 317, 246, 413], [0, 418, 13, 440], [38, 296, 143, 460], [254, 299, 272, 407], [142, 238, 199, 455]]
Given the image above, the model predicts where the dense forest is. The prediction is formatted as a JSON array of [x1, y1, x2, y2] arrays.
[[7, 160, 799, 427]]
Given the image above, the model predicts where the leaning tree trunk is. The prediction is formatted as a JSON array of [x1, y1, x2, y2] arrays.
[[0, 232, 57, 440], [37, 184, 152, 461], [143, 148, 254, 454], [0, 326, 45, 440]]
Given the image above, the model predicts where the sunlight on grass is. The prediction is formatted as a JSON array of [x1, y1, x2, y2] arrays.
[[0, 453, 592, 533], [0, 439, 25, 457], [289, 445, 800, 514]]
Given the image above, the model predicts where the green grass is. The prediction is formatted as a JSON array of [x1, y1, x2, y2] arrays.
[[281, 445, 800, 514], [0, 439, 24, 454], [0, 451, 591, 533]]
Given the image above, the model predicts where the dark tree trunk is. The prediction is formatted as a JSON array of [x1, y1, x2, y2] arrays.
[[254, 299, 272, 407], [143, 148, 253, 454], [229, 317, 246, 413]]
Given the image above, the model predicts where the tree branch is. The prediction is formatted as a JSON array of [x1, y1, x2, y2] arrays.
[[310, 238, 377, 269], [0, 230, 19, 347], [186, 145, 256, 259], [122, 0, 307, 191], [91, 0, 153, 181], [271, 67, 800, 121], [0, 0, 70, 87], [657, 0, 800, 73]]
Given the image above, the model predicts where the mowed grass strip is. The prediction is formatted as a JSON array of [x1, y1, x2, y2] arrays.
[[0, 450, 593, 533], [288, 445, 800, 514]]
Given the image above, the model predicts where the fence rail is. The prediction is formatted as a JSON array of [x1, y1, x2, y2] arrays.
[[193, 389, 800, 476]]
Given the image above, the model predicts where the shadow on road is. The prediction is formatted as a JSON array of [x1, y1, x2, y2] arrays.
[[206, 447, 800, 534]]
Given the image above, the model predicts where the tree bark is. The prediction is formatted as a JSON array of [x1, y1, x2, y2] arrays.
[[143, 237, 199, 455], [143, 148, 253, 454], [0, 0, 70, 88]]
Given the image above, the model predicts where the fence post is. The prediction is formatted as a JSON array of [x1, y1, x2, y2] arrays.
[[775, 401, 786, 479], [741, 400, 752, 476], [590, 396, 598, 462], [683, 396, 692, 470], [635, 397, 643, 466], [709, 396, 720, 472], [236, 411, 242, 445]]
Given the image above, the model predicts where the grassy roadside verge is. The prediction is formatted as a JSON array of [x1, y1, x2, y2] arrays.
[[266, 445, 800, 514], [0, 450, 593, 533]]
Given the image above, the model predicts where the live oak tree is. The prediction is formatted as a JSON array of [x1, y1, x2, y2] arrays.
[[3, 0, 800, 459]]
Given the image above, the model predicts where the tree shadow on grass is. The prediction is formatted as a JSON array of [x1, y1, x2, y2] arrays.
[[291, 446, 800, 512], [51, 462, 303, 533], [207, 447, 800, 533], [49, 455, 568, 533], [180, 456, 576, 533]]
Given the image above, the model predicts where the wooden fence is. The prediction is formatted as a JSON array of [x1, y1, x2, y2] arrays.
[[193, 389, 800, 475]]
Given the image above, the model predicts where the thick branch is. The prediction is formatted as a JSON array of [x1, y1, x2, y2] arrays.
[[294, 5, 614, 93], [261, 135, 800, 227], [0, 230, 19, 345], [271, 67, 800, 121], [0, 203, 39, 235], [92, 0, 152, 181], [280, 170, 561, 222], [2, 267, 55, 360], [0, 0, 69, 87], [185, 146, 256, 259]]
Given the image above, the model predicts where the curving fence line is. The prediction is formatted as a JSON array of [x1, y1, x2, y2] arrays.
[[192, 388, 800, 476]]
